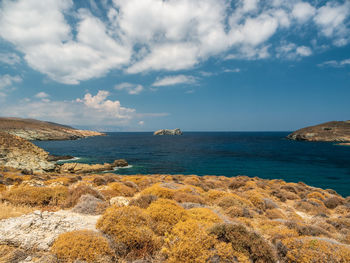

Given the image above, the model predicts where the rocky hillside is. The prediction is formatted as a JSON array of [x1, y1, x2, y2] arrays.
[[0, 117, 104, 140], [287, 121, 350, 142], [0, 131, 55, 172], [154, 128, 182, 135]]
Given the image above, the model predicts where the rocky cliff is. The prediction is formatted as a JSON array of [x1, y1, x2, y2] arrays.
[[287, 121, 350, 142], [0, 131, 55, 172], [154, 128, 182, 135], [0, 117, 104, 141]]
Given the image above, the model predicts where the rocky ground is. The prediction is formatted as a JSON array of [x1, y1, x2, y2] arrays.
[[0, 167, 349, 263], [287, 120, 350, 142], [0, 117, 104, 141]]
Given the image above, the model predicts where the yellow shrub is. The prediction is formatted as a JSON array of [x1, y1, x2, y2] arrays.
[[163, 219, 238, 263], [307, 192, 326, 201], [187, 208, 222, 226], [215, 193, 252, 209], [0, 184, 6, 192], [244, 190, 266, 210], [107, 182, 136, 197], [254, 220, 299, 241], [282, 237, 350, 263], [173, 191, 205, 204], [141, 184, 175, 199], [1, 186, 68, 206], [45, 177, 72, 186], [146, 198, 187, 235], [265, 208, 286, 220], [0, 202, 34, 220], [51, 230, 113, 262], [96, 206, 160, 258], [205, 189, 230, 202]]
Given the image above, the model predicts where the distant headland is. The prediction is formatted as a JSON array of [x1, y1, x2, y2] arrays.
[[287, 120, 350, 142], [153, 128, 182, 136]]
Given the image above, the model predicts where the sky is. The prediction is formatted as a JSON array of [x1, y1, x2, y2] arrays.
[[0, 0, 349, 131]]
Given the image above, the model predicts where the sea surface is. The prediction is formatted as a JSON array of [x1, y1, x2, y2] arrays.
[[34, 132, 350, 197]]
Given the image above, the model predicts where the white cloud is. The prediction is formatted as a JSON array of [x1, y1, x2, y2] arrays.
[[138, 120, 144, 126], [152, 75, 196, 87], [223, 68, 241, 73], [0, 52, 21, 65], [296, 46, 312, 57], [314, 1, 350, 45], [1, 0, 349, 82], [0, 74, 22, 90], [276, 42, 312, 59], [292, 2, 316, 23], [0, 0, 131, 84], [318, 58, 350, 67], [115, 82, 144, 95], [34, 92, 49, 99], [76, 90, 135, 119]]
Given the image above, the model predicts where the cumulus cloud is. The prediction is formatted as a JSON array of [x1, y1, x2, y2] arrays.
[[152, 75, 197, 87], [0, 74, 22, 90], [115, 82, 144, 95], [76, 90, 135, 119], [0, 0, 349, 83], [276, 42, 312, 59], [34, 92, 49, 99], [0, 52, 21, 65], [292, 2, 316, 23]]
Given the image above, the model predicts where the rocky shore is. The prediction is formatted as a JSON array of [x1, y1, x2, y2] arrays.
[[287, 120, 350, 142], [0, 117, 104, 141]]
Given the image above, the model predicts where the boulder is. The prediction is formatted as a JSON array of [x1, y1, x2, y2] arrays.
[[113, 159, 129, 167], [153, 128, 182, 136], [59, 163, 113, 174]]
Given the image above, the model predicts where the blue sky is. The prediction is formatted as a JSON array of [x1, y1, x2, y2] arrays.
[[0, 0, 349, 131]]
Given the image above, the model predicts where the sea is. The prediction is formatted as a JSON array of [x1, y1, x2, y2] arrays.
[[33, 132, 350, 197]]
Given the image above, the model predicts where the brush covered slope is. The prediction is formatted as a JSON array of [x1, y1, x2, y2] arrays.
[[287, 120, 350, 142], [0, 168, 350, 263], [0, 117, 104, 140]]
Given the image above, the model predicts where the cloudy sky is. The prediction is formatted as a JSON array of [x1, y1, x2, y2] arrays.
[[0, 0, 349, 131]]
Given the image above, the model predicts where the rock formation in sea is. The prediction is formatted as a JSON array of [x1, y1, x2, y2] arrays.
[[0, 131, 56, 172], [153, 128, 183, 135], [287, 120, 350, 142], [0, 117, 105, 140]]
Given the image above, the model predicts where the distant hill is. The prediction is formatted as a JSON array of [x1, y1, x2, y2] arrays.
[[0, 117, 104, 141], [287, 121, 350, 142]]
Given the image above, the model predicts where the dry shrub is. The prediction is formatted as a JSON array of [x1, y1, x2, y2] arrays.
[[183, 176, 202, 187], [281, 237, 350, 263], [0, 202, 34, 219], [225, 206, 253, 218], [45, 177, 74, 186], [0, 184, 6, 193], [107, 182, 136, 197], [265, 208, 286, 220], [146, 198, 188, 235], [51, 230, 113, 262], [63, 185, 103, 208], [284, 221, 330, 237], [244, 190, 266, 211], [1, 186, 68, 207], [121, 175, 156, 189], [323, 196, 344, 209], [326, 218, 350, 231], [229, 177, 247, 190], [93, 176, 107, 186], [0, 245, 26, 263], [72, 194, 108, 215], [173, 191, 205, 204], [215, 194, 252, 210], [163, 219, 241, 263], [210, 223, 277, 263], [307, 192, 326, 201], [187, 207, 222, 226], [141, 184, 175, 199], [129, 194, 158, 209], [255, 220, 298, 241], [295, 200, 328, 215], [205, 189, 230, 202], [97, 206, 161, 258]]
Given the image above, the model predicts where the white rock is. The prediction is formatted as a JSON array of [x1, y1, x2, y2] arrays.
[[110, 196, 130, 207]]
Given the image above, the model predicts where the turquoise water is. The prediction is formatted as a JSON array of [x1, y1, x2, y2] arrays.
[[34, 132, 350, 197]]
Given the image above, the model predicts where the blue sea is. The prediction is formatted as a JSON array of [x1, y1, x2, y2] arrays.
[[33, 132, 350, 197]]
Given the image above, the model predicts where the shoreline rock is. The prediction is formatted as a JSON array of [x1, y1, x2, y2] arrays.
[[287, 121, 350, 142], [154, 128, 182, 136], [59, 159, 129, 174]]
